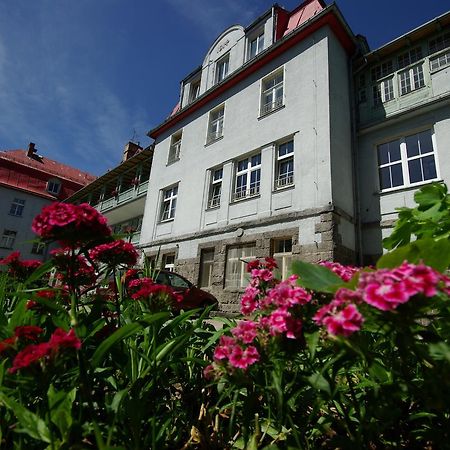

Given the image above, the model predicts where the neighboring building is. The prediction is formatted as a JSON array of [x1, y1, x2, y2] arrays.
[[140, 0, 361, 313], [0, 143, 95, 260], [354, 12, 450, 264], [67, 142, 153, 246]]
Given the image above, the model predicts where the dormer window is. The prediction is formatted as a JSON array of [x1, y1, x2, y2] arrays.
[[47, 178, 62, 195], [189, 79, 201, 103], [215, 54, 229, 84], [247, 32, 264, 60]]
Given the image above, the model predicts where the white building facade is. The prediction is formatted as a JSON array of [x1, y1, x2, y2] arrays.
[[140, 0, 359, 313]]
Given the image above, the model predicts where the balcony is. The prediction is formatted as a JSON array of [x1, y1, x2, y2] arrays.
[[96, 180, 149, 213]]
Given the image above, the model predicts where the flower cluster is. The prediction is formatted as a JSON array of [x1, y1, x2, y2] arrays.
[[51, 248, 97, 287], [89, 239, 138, 267], [32, 202, 111, 245], [0, 251, 42, 280], [8, 328, 81, 374], [319, 261, 360, 282], [128, 277, 182, 306]]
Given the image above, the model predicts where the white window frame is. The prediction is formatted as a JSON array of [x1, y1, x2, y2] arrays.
[[397, 47, 423, 70], [1, 230, 16, 249], [272, 238, 293, 280], [208, 167, 223, 209], [47, 178, 61, 195], [160, 185, 178, 222], [429, 32, 450, 55], [215, 53, 229, 84], [398, 63, 425, 96], [162, 253, 175, 272], [207, 105, 225, 144], [371, 60, 394, 82], [372, 77, 394, 106], [232, 153, 261, 201], [225, 244, 256, 289], [199, 248, 215, 288], [260, 67, 284, 116], [247, 31, 264, 60], [430, 50, 450, 72], [275, 140, 294, 189], [9, 198, 25, 217], [189, 79, 201, 103], [377, 129, 439, 192], [168, 131, 182, 164]]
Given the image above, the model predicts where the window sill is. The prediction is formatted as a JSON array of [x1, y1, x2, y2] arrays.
[[230, 193, 260, 204], [206, 204, 220, 211], [376, 179, 443, 196], [273, 183, 295, 193], [223, 287, 246, 293], [258, 104, 285, 120], [8, 214, 23, 218], [205, 135, 224, 147], [158, 218, 175, 224], [430, 64, 450, 75]]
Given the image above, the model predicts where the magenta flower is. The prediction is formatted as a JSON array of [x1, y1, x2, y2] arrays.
[[232, 320, 259, 344], [89, 239, 138, 267], [240, 286, 260, 315], [9, 343, 51, 373], [214, 335, 236, 360], [363, 282, 410, 311], [229, 345, 259, 369]]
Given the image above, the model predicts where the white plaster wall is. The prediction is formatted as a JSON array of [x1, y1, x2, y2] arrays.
[[140, 27, 340, 247], [0, 186, 51, 260]]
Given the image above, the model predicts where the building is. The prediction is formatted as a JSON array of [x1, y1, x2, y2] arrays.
[[0, 143, 95, 260], [139, 0, 450, 313], [67, 142, 153, 246], [354, 13, 450, 264]]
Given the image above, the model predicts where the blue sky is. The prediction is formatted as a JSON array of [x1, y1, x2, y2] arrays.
[[0, 0, 448, 176]]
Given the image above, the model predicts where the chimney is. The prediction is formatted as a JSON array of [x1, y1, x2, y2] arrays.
[[27, 142, 36, 157], [122, 141, 142, 162]]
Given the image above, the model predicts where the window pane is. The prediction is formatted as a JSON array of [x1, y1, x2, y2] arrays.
[[379, 167, 391, 190], [279, 141, 293, 157], [238, 159, 248, 172], [251, 154, 261, 166], [422, 155, 437, 180], [408, 159, 422, 183], [377, 143, 389, 165], [418, 130, 433, 154], [391, 163, 404, 187], [406, 134, 420, 157]]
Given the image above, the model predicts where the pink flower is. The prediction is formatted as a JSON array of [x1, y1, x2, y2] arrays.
[[267, 308, 290, 335], [89, 240, 138, 267], [213, 335, 236, 360], [0, 337, 17, 355], [48, 328, 81, 351], [240, 286, 260, 315], [232, 320, 259, 344], [229, 345, 259, 369], [319, 261, 359, 282], [14, 326, 44, 341], [363, 282, 409, 311], [246, 259, 261, 273], [9, 343, 51, 373], [0, 251, 42, 279], [251, 268, 273, 282]]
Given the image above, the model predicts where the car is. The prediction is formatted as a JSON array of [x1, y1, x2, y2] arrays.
[[154, 270, 218, 311]]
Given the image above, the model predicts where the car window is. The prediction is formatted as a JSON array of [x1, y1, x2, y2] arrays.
[[168, 273, 191, 288], [155, 272, 170, 285]]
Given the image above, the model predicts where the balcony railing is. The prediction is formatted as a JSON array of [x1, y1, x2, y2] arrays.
[[232, 183, 260, 202], [261, 97, 283, 116], [96, 180, 149, 213], [208, 195, 221, 209], [206, 130, 222, 144], [275, 172, 294, 189]]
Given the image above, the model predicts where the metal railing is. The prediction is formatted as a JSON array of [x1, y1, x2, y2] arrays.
[[261, 97, 283, 115], [232, 183, 260, 201], [275, 172, 294, 189], [208, 195, 221, 208], [96, 180, 149, 213]]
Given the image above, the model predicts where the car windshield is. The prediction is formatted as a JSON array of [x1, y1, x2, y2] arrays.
[[168, 273, 191, 289]]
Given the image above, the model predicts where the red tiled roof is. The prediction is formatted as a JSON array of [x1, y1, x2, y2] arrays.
[[0, 149, 96, 184]]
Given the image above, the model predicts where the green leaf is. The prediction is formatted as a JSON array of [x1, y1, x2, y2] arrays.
[[48, 385, 76, 440], [291, 260, 343, 293], [307, 373, 331, 396], [428, 342, 450, 362], [414, 183, 447, 208], [377, 238, 450, 271], [91, 312, 170, 367], [0, 392, 51, 443]]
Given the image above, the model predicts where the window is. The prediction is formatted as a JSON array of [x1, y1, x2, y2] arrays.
[[248, 32, 264, 60], [358, 88, 367, 104], [162, 254, 175, 271], [371, 60, 393, 81], [272, 238, 293, 280], [429, 32, 450, 54], [397, 47, 422, 69], [31, 241, 46, 255], [207, 105, 224, 143], [168, 272, 190, 288], [47, 179, 61, 195], [399, 64, 425, 95], [199, 249, 214, 288], [168, 131, 182, 164], [232, 153, 261, 201], [160, 185, 178, 221], [378, 129, 438, 191], [1, 230, 16, 249], [261, 69, 284, 115], [225, 244, 256, 288], [9, 198, 25, 217], [189, 79, 201, 103], [208, 168, 223, 208], [430, 50, 450, 71], [372, 78, 394, 106], [275, 140, 294, 189], [215, 54, 229, 84]]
